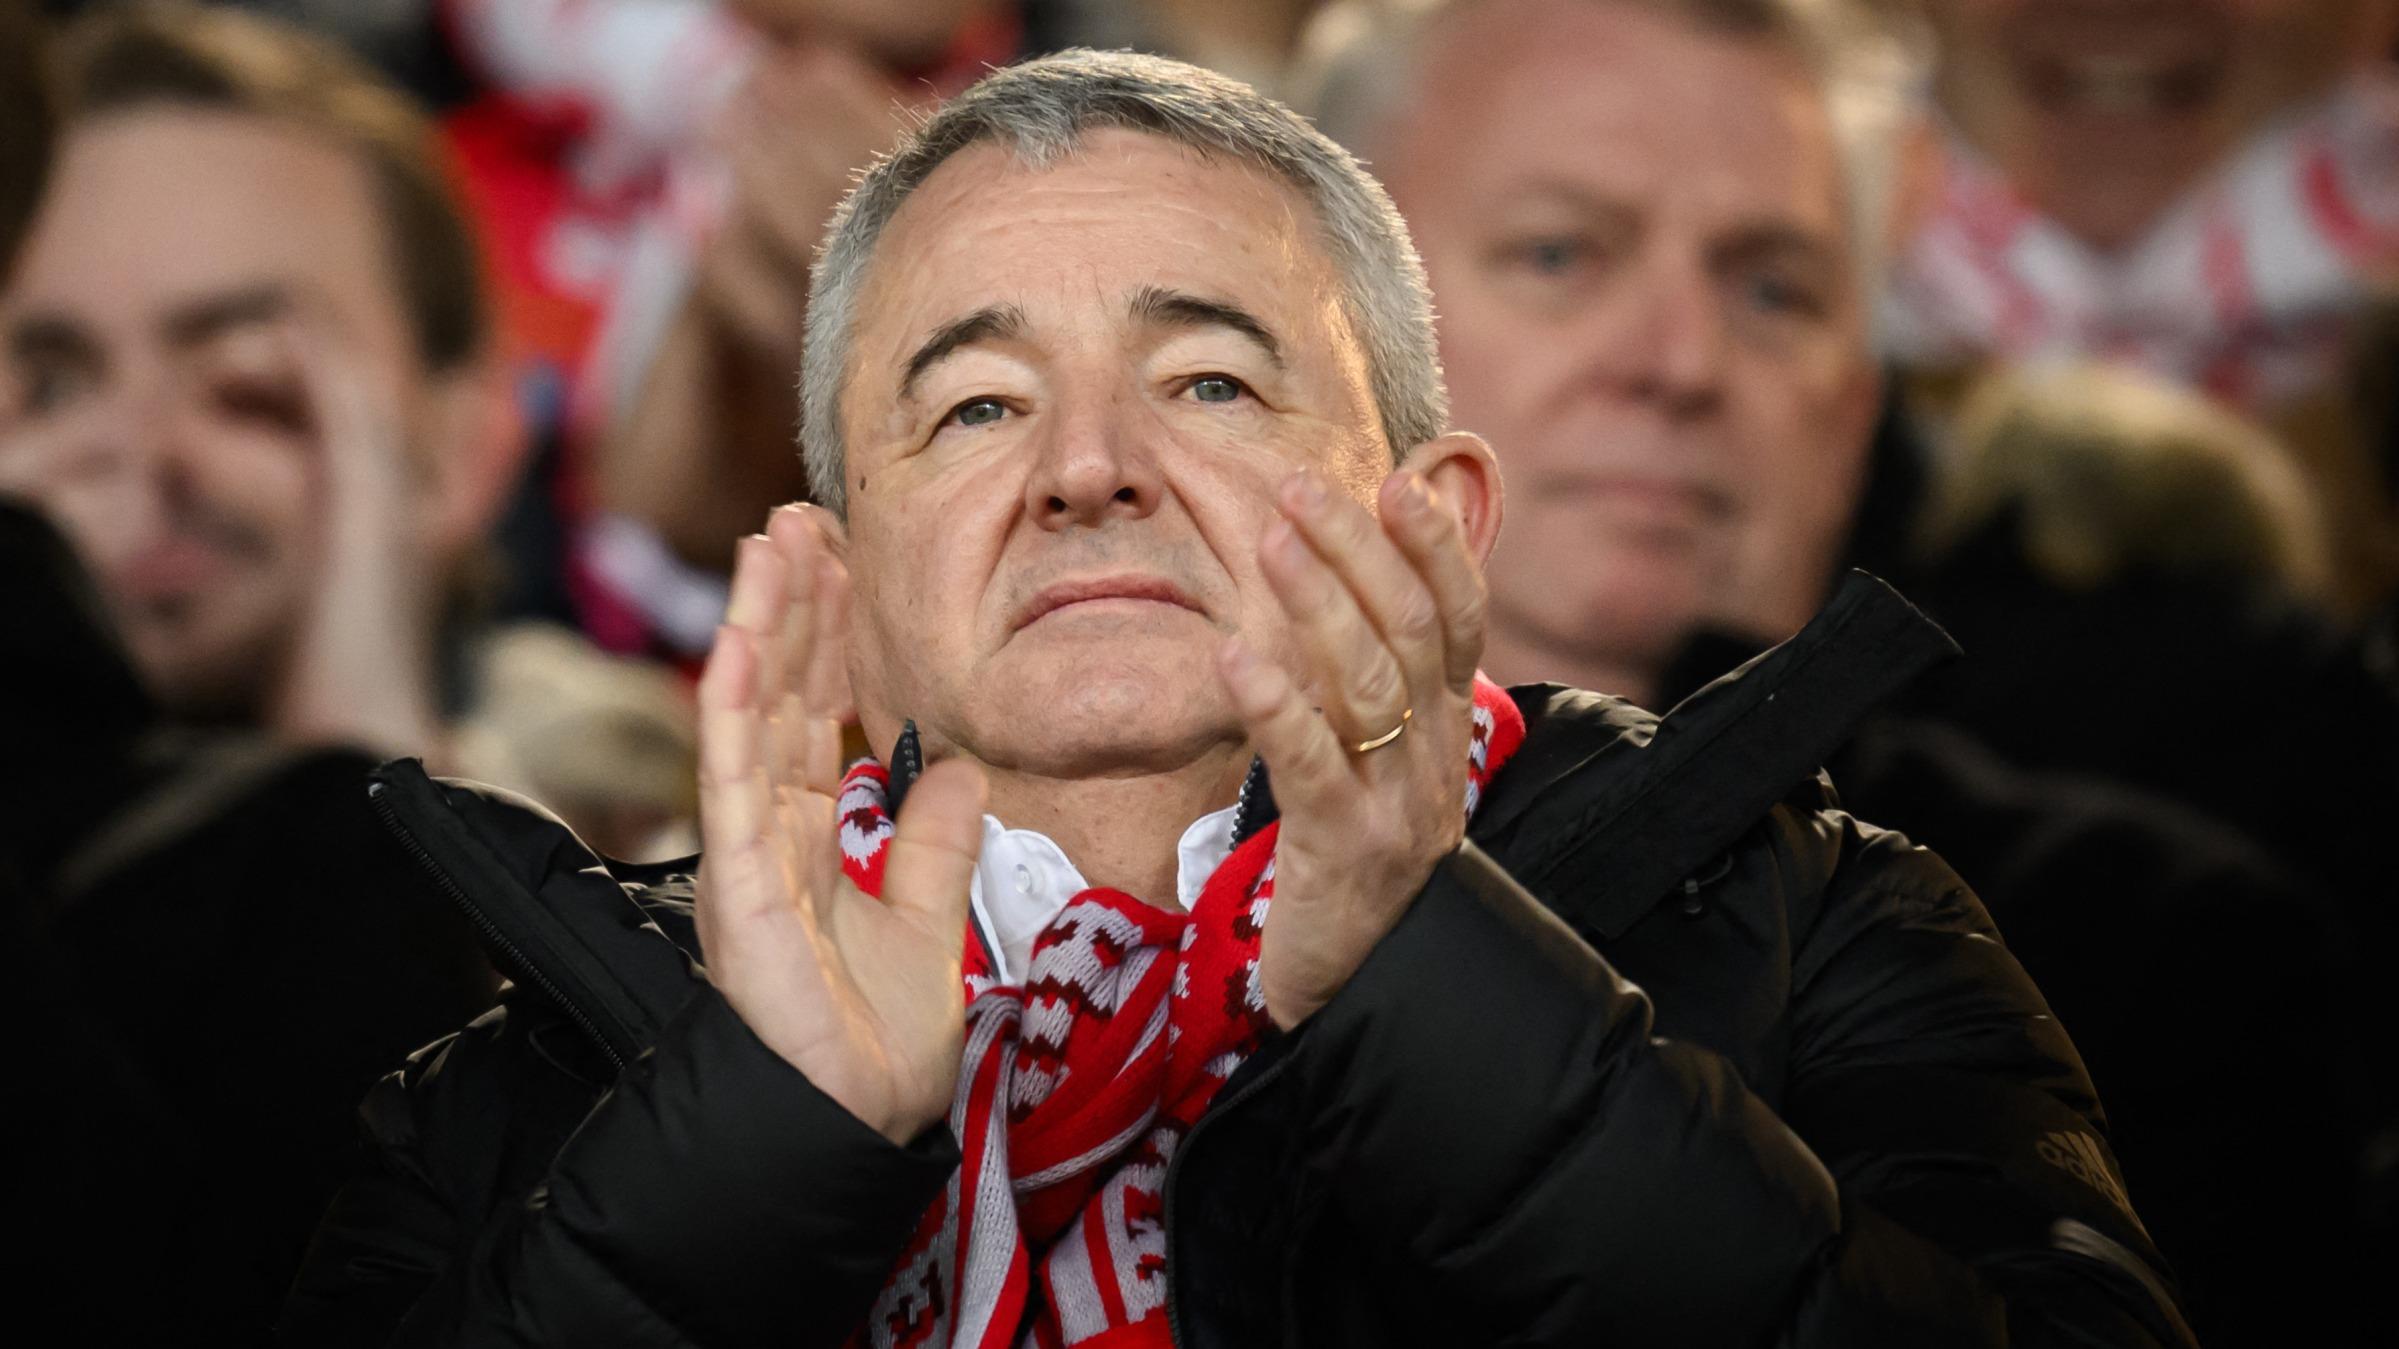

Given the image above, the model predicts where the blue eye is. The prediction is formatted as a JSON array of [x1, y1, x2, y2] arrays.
[[17, 361, 98, 418], [950, 397, 1007, 427], [1517, 238, 1589, 275], [1741, 272, 1824, 318], [1190, 375, 1243, 403]]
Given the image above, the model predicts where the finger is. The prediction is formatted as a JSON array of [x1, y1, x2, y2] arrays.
[[880, 758, 987, 937], [272, 301, 411, 482], [780, 40, 910, 137], [761, 543, 814, 710], [697, 626, 775, 916], [1216, 635, 1353, 804], [725, 131, 839, 280], [767, 543, 817, 718], [724, 534, 788, 639], [768, 506, 857, 724], [764, 507, 826, 693], [1380, 471, 1488, 692], [801, 554, 856, 723], [699, 623, 762, 784], [1276, 468, 1446, 699], [765, 501, 826, 570], [1258, 513, 1410, 748], [697, 211, 810, 344]]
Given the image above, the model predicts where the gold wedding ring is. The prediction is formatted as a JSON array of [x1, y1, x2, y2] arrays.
[[1352, 707, 1412, 754]]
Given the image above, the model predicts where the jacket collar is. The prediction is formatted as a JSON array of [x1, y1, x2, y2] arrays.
[[1470, 570, 1959, 939]]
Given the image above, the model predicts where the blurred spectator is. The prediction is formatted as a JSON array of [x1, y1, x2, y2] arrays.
[[427, 0, 1017, 656], [1302, 0, 1910, 709], [1889, 0, 2399, 411], [1895, 366, 2399, 951], [0, 0, 704, 856], [1889, 0, 2399, 615], [450, 623, 699, 860], [1114, 0, 1331, 91], [1923, 364, 2336, 599], [1301, 0, 2384, 1340], [1884, 369, 2399, 1293], [1, 0, 522, 761], [0, 5, 493, 1339]]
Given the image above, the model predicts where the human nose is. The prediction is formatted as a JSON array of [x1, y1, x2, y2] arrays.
[[1590, 249, 1727, 416], [12, 367, 184, 490], [1023, 388, 1164, 530]]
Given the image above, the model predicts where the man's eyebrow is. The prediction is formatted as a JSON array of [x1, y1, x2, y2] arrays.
[[1129, 286, 1283, 368], [5, 312, 103, 368], [160, 283, 294, 349], [1712, 221, 1843, 277], [899, 304, 1028, 402]]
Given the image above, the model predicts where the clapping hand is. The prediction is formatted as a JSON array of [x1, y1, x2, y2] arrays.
[[1216, 467, 1492, 1030], [694, 506, 988, 1143]]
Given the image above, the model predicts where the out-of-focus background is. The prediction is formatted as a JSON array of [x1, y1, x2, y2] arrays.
[[2, 2, 2394, 1345], [14, 0, 2388, 846]]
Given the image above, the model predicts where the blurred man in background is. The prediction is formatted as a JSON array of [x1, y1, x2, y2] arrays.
[[1891, 0, 2399, 613], [0, 5, 498, 1336], [1892, 0, 2399, 409], [2, 0, 702, 857], [1302, 0, 2386, 1339], [426, 0, 1017, 653], [1305, 0, 1894, 712], [1, 0, 520, 759]]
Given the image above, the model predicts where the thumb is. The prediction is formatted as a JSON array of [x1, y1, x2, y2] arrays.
[[881, 757, 987, 933]]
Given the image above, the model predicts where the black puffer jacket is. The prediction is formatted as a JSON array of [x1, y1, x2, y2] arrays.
[[283, 577, 2194, 1347], [2, 499, 498, 1340]]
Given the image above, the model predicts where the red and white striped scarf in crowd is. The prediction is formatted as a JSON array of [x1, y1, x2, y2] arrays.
[[1882, 73, 2399, 413], [836, 676, 1527, 1349]]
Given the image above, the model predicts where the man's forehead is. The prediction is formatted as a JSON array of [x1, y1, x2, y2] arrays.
[[855, 131, 1341, 358], [8, 111, 399, 337], [1403, 2, 1844, 228]]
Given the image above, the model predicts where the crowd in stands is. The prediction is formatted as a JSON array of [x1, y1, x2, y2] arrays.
[[4, 2, 2393, 1345]]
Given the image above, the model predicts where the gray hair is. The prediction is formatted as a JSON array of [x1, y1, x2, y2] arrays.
[[1290, 0, 1925, 304], [800, 49, 1448, 517]]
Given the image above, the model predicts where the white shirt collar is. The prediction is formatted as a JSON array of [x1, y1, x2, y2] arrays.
[[967, 804, 1241, 984]]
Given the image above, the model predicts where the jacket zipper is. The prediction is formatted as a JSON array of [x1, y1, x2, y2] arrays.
[[1162, 1047, 1295, 1348], [367, 780, 629, 1072]]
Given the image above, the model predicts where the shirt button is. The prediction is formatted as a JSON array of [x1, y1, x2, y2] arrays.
[[1012, 863, 1035, 895]]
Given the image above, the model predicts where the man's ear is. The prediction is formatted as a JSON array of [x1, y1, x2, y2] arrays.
[[421, 355, 527, 559], [1398, 430, 1503, 569]]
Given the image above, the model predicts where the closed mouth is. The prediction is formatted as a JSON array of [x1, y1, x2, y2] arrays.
[[1014, 575, 1202, 630]]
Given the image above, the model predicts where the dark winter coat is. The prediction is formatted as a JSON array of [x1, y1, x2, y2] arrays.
[[281, 575, 2194, 1348], [1, 498, 498, 1339]]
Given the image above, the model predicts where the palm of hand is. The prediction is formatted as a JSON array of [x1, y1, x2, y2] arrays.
[[1216, 467, 1491, 1030], [696, 507, 986, 1144]]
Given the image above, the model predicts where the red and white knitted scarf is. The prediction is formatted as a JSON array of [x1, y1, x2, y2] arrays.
[[837, 676, 1527, 1349], [1884, 72, 2399, 412]]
